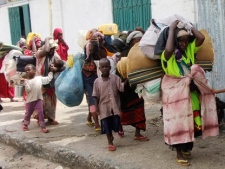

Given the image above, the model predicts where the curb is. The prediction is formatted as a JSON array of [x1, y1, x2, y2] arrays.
[[0, 133, 118, 169]]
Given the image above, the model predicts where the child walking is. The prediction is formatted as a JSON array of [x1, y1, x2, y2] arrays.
[[93, 58, 126, 151], [21, 64, 54, 133]]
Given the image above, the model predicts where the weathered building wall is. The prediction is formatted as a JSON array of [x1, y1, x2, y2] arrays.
[[197, 0, 225, 100], [0, 0, 113, 54], [151, 0, 196, 23]]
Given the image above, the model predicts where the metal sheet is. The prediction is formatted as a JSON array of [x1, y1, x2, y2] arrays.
[[197, 0, 225, 100]]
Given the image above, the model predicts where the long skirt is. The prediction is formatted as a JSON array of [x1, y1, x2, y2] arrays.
[[120, 82, 146, 131], [0, 73, 14, 98]]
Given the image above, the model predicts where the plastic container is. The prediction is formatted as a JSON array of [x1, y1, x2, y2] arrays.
[[98, 23, 118, 35]]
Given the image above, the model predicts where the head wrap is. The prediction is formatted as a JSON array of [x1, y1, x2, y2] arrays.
[[177, 30, 189, 38], [29, 37, 41, 49], [18, 38, 27, 48], [126, 31, 143, 44], [111, 38, 126, 52], [53, 28, 63, 40]]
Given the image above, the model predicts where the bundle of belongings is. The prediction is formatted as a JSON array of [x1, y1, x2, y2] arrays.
[[0, 49, 24, 86], [55, 53, 85, 107], [116, 14, 214, 102], [0, 42, 22, 58]]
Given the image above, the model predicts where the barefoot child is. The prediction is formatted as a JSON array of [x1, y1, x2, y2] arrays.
[[93, 58, 127, 151], [21, 64, 54, 133]]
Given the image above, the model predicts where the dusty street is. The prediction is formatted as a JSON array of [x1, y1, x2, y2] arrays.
[[0, 142, 70, 169], [1, 97, 225, 169]]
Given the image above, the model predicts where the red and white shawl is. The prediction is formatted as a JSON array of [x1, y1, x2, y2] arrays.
[[161, 64, 219, 145]]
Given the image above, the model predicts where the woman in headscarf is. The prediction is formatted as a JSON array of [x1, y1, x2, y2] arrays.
[[112, 30, 149, 141], [0, 55, 17, 102], [35, 37, 64, 125], [83, 29, 104, 131], [161, 20, 218, 166], [53, 28, 69, 61]]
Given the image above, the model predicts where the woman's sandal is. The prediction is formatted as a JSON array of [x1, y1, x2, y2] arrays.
[[22, 125, 29, 131], [49, 121, 59, 125], [176, 159, 190, 166], [108, 145, 116, 151], [41, 128, 49, 133], [118, 131, 124, 138], [86, 121, 95, 127], [134, 136, 149, 141], [95, 127, 101, 132], [181, 151, 192, 159]]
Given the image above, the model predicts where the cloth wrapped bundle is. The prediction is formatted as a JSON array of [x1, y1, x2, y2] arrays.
[[117, 57, 128, 79], [127, 42, 161, 74], [0, 43, 22, 58], [136, 77, 162, 102], [1, 50, 23, 85], [196, 61, 213, 72], [128, 66, 164, 86], [55, 53, 85, 107], [195, 29, 214, 62]]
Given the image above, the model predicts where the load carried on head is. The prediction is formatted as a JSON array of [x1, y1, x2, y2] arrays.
[[115, 14, 214, 103]]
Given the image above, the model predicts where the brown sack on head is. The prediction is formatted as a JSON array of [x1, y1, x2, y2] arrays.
[[195, 29, 214, 62], [117, 57, 128, 79], [127, 42, 161, 74]]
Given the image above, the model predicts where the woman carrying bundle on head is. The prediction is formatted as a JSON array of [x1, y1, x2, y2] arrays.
[[160, 20, 219, 166]]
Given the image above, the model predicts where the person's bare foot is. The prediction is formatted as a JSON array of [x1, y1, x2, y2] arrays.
[[10, 98, 18, 102]]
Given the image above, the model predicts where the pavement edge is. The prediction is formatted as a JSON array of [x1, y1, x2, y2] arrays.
[[0, 133, 118, 169]]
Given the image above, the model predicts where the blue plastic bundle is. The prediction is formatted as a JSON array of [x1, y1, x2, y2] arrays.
[[55, 53, 85, 107]]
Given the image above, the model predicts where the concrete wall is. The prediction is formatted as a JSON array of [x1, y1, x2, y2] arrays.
[[0, 0, 113, 54], [0, 0, 196, 54], [151, 0, 196, 23]]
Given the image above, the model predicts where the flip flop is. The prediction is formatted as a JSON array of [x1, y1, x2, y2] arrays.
[[108, 145, 116, 151], [22, 125, 29, 131], [86, 121, 95, 127], [176, 159, 190, 166], [41, 128, 49, 133], [181, 151, 192, 159], [118, 131, 124, 138], [95, 127, 101, 132], [134, 136, 149, 141], [48, 121, 59, 125]]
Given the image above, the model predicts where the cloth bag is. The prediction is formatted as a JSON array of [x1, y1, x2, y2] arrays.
[[136, 78, 162, 103], [13, 55, 36, 72], [55, 53, 85, 107]]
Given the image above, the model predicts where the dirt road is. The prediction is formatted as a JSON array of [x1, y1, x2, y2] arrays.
[[0, 142, 70, 169]]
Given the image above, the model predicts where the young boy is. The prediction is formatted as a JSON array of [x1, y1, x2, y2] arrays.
[[21, 64, 55, 133], [92, 58, 127, 151]]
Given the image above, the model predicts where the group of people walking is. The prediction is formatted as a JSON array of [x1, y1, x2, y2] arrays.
[[0, 19, 224, 167]]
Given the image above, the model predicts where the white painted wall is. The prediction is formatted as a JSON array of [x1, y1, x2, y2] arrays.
[[0, 1, 28, 45], [0, 0, 196, 55], [0, 0, 113, 55], [151, 0, 196, 24]]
